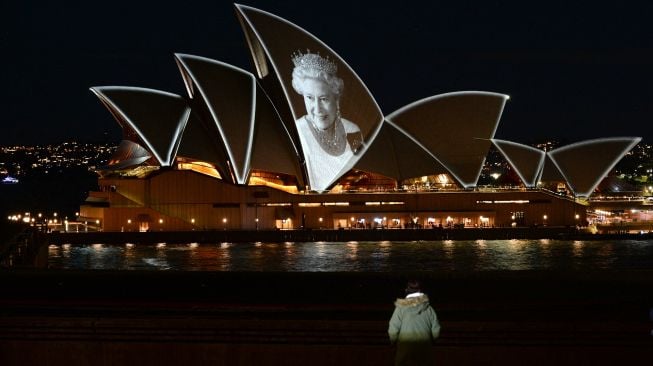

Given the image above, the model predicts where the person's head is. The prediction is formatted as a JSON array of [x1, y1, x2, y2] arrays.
[[291, 51, 344, 130], [405, 280, 422, 295]]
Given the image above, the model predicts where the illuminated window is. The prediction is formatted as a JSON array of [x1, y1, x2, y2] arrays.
[[178, 161, 221, 179]]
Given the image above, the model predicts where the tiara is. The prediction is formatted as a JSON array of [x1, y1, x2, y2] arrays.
[[291, 50, 337, 74]]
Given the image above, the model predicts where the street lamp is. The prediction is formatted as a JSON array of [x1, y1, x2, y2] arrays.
[[222, 217, 227, 230], [543, 214, 548, 226]]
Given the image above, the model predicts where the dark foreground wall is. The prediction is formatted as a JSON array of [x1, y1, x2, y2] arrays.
[[1, 270, 652, 365]]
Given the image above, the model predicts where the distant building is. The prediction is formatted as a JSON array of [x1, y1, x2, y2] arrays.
[[1, 176, 19, 184]]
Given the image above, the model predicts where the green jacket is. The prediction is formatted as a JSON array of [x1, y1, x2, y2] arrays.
[[388, 293, 440, 366]]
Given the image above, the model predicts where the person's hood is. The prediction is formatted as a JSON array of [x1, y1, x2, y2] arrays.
[[395, 294, 431, 311]]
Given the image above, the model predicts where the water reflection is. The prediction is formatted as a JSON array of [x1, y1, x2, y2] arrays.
[[46, 239, 653, 272], [346, 241, 358, 261], [572, 240, 584, 257], [284, 242, 296, 268], [314, 241, 327, 258], [442, 240, 454, 260], [123, 243, 135, 269]]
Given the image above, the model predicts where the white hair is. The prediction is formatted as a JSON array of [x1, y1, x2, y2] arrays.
[[291, 66, 344, 97]]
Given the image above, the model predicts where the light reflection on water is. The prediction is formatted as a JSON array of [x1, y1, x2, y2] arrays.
[[47, 239, 653, 272]]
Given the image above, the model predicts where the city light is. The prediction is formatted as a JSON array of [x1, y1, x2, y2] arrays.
[[1, 138, 650, 232]]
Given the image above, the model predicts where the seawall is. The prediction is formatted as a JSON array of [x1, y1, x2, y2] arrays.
[[46, 227, 653, 245]]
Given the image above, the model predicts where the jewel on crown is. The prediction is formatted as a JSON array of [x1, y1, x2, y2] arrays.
[[292, 49, 337, 74]]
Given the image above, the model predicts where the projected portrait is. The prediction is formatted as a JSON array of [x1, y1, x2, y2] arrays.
[[291, 51, 363, 191]]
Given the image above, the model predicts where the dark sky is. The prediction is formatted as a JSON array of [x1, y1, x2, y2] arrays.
[[2, 1, 652, 145]]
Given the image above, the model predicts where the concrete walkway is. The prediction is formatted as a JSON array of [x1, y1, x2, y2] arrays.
[[1, 270, 652, 365]]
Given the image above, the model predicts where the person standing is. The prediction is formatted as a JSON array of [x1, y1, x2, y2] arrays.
[[388, 280, 441, 366]]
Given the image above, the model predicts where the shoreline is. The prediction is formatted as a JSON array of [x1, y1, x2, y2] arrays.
[[46, 227, 653, 245]]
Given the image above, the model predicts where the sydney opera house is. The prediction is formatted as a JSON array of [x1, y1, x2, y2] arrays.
[[80, 4, 640, 232]]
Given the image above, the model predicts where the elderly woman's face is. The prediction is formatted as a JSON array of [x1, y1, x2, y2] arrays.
[[302, 78, 338, 130]]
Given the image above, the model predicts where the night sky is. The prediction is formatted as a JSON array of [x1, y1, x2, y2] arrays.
[[2, 1, 652, 146]]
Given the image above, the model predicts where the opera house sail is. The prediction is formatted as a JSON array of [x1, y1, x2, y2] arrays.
[[79, 4, 640, 232]]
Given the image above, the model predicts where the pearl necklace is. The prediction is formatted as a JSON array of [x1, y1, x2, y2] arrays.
[[306, 115, 346, 156]]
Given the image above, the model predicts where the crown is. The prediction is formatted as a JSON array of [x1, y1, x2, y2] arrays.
[[292, 50, 337, 75]]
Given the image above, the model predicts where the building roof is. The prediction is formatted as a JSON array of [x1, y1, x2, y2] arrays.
[[174, 54, 257, 184], [90, 87, 190, 167], [547, 137, 642, 197], [491, 139, 546, 188], [89, 4, 640, 197], [387, 92, 508, 188]]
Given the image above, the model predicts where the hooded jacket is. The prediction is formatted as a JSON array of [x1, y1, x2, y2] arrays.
[[388, 293, 440, 366]]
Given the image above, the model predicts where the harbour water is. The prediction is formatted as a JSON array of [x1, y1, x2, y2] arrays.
[[47, 239, 653, 272]]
